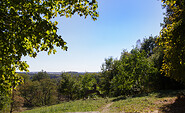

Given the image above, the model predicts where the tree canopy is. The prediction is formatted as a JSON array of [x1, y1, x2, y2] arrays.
[[158, 0, 185, 82], [0, 0, 98, 97]]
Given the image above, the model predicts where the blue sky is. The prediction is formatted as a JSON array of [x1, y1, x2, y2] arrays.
[[21, 0, 164, 72]]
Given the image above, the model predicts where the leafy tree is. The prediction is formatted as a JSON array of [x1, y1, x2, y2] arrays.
[[79, 73, 98, 98], [58, 73, 101, 100], [19, 78, 57, 107], [0, 0, 99, 101], [19, 80, 40, 107], [136, 36, 185, 91], [147, 40, 185, 90], [10, 88, 24, 113], [18, 73, 30, 83], [39, 79, 57, 105], [58, 73, 79, 100], [111, 49, 157, 96], [158, 0, 185, 82], [32, 70, 49, 81], [0, 92, 11, 113], [140, 36, 157, 57], [100, 57, 119, 96]]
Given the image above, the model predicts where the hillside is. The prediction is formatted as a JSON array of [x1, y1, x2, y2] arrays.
[[20, 90, 185, 113]]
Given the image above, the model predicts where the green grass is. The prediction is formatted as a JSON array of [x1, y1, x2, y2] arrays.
[[110, 90, 182, 112], [21, 90, 184, 113], [21, 98, 108, 113], [110, 94, 160, 112]]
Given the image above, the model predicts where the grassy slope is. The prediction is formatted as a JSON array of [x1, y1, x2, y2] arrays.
[[110, 92, 175, 112], [21, 98, 109, 113], [21, 90, 185, 113]]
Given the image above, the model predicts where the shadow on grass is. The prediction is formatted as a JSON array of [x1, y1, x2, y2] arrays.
[[159, 94, 185, 113], [112, 93, 149, 102], [156, 90, 185, 98], [112, 96, 126, 102], [155, 90, 184, 98], [111, 90, 184, 102]]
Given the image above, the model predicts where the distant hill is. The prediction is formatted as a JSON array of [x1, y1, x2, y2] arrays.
[[17, 71, 99, 76]]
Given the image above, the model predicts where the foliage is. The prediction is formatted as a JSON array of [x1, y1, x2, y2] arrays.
[[7, 71, 100, 110], [148, 44, 185, 90], [100, 34, 184, 96], [140, 36, 157, 57], [79, 73, 101, 98], [0, 0, 99, 102], [111, 49, 157, 96], [158, 0, 185, 82], [58, 72, 100, 100], [19, 73, 31, 83], [19, 80, 40, 107], [32, 70, 49, 81], [58, 73, 79, 100], [0, 92, 11, 112], [19, 77, 57, 107], [100, 46, 159, 97], [39, 79, 58, 105], [100, 57, 119, 96], [10, 88, 24, 113]]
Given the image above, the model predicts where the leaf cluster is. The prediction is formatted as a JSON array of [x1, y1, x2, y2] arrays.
[[158, 0, 185, 82], [0, 0, 99, 104], [100, 47, 157, 97]]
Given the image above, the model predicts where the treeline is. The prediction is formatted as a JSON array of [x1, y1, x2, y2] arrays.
[[2, 71, 102, 112], [1, 36, 185, 113], [99, 36, 184, 97]]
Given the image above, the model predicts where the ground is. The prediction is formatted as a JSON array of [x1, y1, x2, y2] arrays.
[[19, 90, 185, 113]]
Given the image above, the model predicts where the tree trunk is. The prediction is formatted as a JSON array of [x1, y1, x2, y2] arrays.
[[10, 89, 15, 113]]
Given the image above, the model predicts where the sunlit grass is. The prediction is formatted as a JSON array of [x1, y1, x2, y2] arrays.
[[21, 90, 183, 113], [110, 90, 181, 112], [21, 98, 108, 113]]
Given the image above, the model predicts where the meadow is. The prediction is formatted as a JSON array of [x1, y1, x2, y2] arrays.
[[21, 90, 185, 113]]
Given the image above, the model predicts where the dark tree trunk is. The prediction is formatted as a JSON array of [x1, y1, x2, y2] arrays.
[[10, 89, 15, 113]]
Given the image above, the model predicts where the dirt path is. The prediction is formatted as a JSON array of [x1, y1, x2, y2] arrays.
[[67, 101, 114, 113], [67, 111, 100, 113], [101, 102, 113, 113]]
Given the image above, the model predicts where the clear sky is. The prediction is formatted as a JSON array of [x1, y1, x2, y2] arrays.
[[21, 0, 164, 72]]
